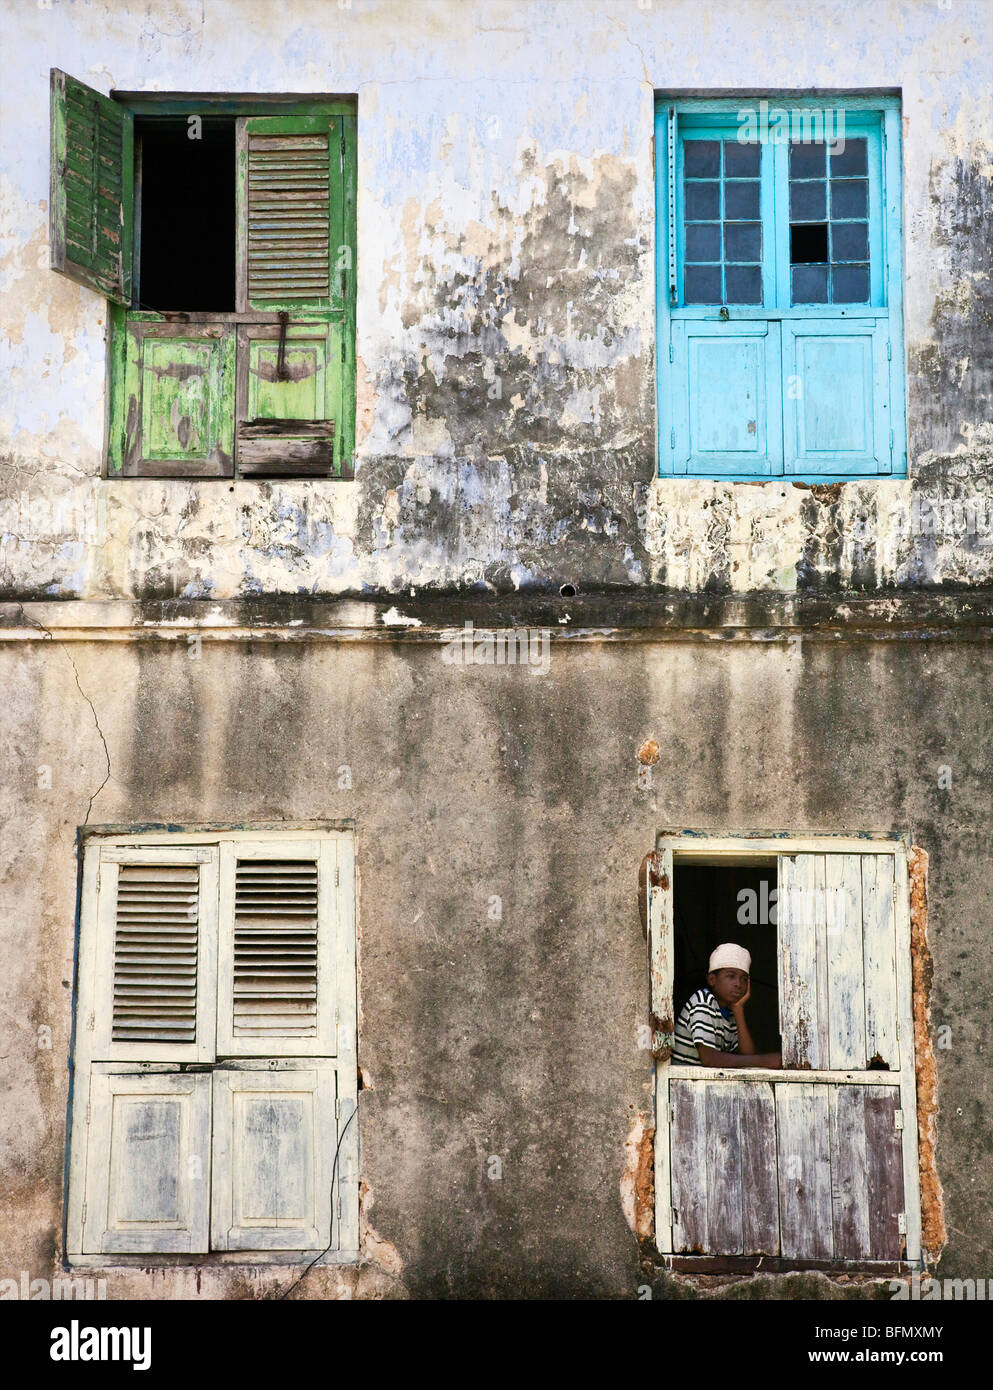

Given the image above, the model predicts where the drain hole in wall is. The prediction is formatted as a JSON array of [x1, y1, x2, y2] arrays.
[[560, 584, 577, 598]]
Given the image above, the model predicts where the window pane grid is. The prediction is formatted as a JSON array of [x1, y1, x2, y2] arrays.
[[788, 138, 869, 304], [683, 138, 762, 305]]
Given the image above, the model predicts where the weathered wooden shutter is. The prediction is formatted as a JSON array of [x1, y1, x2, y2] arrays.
[[81, 1071, 211, 1254], [217, 840, 337, 1057], [668, 1076, 905, 1260], [121, 322, 236, 478], [93, 846, 218, 1063], [777, 851, 899, 1071], [236, 115, 344, 313], [670, 1079, 779, 1256], [49, 69, 133, 304], [646, 847, 674, 1059], [210, 1066, 337, 1250]]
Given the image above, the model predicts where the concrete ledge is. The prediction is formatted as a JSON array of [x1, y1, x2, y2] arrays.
[[3, 590, 993, 642]]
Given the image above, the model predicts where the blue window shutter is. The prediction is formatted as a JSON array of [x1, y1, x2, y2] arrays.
[[671, 321, 782, 476]]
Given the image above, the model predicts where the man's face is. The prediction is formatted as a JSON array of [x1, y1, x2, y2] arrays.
[[708, 967, 748, 1007]]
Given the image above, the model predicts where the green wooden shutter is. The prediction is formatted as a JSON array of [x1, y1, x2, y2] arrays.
[[236, 114, 344, 313], [49, 69, 133, 304]]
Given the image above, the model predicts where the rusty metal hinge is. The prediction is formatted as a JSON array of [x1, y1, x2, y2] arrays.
[[897, 1213, 907, 1234], [276, 311, 290, 381]]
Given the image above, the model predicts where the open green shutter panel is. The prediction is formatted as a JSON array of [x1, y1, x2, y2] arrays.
[[237, 115, 343, 312], [49, 69, 133, 304]]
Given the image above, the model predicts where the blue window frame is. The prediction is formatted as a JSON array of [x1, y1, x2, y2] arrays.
[[656, 98, 906, 480]]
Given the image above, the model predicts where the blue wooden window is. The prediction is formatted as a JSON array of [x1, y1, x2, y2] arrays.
[[656, 99, 906, 480]]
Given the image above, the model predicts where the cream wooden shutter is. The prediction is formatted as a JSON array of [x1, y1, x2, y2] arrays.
[[210, 1065, 337, 1251], [646, 847, 674, 1059], [216, 839, 338, 1057], [81, 1071, 211, 1254], [777, 851, 900, 1070], [91, 845, 218, 1063]]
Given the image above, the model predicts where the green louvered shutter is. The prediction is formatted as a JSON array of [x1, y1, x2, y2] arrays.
[[49, 69, 133, 304], [236, 114, 345, 313]]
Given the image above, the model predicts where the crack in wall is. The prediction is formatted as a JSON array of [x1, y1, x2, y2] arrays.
[[14, 606, 111, 825]]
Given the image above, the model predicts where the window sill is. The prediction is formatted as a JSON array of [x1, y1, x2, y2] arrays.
[[667, 1065, 899, 1083], [66, 1249, 359, 1268]]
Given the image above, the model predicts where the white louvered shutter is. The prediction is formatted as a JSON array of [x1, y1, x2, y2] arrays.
[[91, 846, 218, 1063], [216, 840, 338, 1057]]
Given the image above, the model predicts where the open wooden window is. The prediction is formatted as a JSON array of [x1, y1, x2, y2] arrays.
[[648, 835, 921, 1272], [49, 71, 356, 479], [66, 829, 358, 1264]]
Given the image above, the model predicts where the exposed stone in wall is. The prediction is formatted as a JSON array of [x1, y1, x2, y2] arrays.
[[909, 846, 947, 1265], [620, 1110, 655, 1241]]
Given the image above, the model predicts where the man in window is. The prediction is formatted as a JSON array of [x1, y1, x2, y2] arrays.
[[673, 943, 782, 1068]]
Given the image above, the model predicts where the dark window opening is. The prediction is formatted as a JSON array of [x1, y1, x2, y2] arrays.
[[790, 223, 828, 264], [673, 863, 781, 1054], [136, 116, 236, 312]]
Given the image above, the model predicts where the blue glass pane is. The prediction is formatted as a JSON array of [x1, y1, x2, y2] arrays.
[[789, 142, 825, 178], [724, 180, 759, 219], [831, 221, 868, 261], [684, 180, 720, 220], [830, 138, 867, 177], [684, 141, 720, 177], [790, 180, 826, 221], [832, 264, 870, 303], [724, 141, 760, 177], [724, 265, 762, 304], [793, 264, 829, 303], [685, 222, 721, 261], [683, 265, 723, 304], [831, 179, 868, 219], [724, 222, 761, 262]]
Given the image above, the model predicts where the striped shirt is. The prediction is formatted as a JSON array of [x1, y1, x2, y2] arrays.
[[673, 987, 739, 1065]]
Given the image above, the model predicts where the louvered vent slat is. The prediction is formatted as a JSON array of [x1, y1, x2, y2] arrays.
[[112, 865, 199, 1042], [233, 859, 320, 1036], [246, 132, 331, 304]]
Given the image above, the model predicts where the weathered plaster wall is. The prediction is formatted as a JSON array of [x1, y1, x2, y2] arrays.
[[0, 626, 990, 1297], [2, 0, 991, 597]]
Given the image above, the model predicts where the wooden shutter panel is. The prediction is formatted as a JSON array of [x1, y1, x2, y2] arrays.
[[217, 840, 337, 1057], [646, 847, 674, 1059], [49, 69, 133, 304], [236, 115, 344, 313], [778, 852, 900, 1071], [81, 1071, 210, 1254], [93, 846, 218, 1063], [210, 1066, 337, 1251]]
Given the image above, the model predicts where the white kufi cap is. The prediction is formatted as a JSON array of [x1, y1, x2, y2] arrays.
[[709, 943, 751, 973]]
